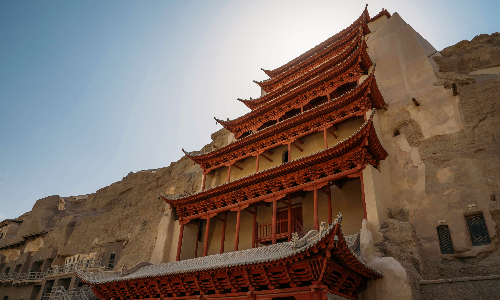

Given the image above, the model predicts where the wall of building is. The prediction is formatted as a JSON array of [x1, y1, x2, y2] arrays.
[[361, 12, 500, 297]]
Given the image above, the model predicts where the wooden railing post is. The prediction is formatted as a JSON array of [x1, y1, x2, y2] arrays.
[[252, 206, 257, 248]]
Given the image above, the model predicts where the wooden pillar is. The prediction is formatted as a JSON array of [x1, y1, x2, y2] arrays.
[[176, 222, 185, 261], [203, 217, 211, 257], [252, 206, 257, 248], [234, 208, 241, 251], [227, 164, 231, 182], [272, 198, 277, 244], [323, 128, 328, 149], [314, 185, 319, 231], [327, 185, 333, 224], [220, 212, 227, 254], [195, 220, 200, 258], [202, 172, 207, 191], [287, 195, 292, 241], [360, 173, 367, 219], [255, 154, 259, 173], [288, 143, 291, 162]]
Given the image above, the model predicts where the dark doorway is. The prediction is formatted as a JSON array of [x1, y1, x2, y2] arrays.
[[43, 280, 55, 295], [57, 277, 72, 290], [30, 285, 42, 300]]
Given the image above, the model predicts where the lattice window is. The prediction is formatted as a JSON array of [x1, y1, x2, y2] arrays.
[[466, 213, 491, 246], [108, 253, 116, 269], [437, 226, 454, 254]]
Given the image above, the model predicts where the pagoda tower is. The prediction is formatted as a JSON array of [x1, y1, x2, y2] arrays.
[[78, 6, 392, 300]]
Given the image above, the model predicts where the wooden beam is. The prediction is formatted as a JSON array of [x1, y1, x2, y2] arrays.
[[327, 127, 337, 139], [360, 173, 367, 220], [261, 153, 273, 162], [292, 142, 303, 152], [232, 163, 243, 171], [203, 217, 211, 257], [195, 219, 200, 258], [252, 206, 257, 248], [287, 195, 292, 241], [295, 139, 304, 145], [314, 185, 319, 231], [220, 212, 227, 254], [202, 173, 207, 191], [266, 150, 273, 156], [288, 143, 291, 162], [234, 208, 241, 251], [327, 185, 332, 224], [272, 199, 277, 244], [323, 129, 328, 149], [176, 222, 184, 261]]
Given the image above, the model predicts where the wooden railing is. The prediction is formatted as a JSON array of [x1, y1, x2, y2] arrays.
[[256, 218, 306, 245], [0, 259, 102, 284]]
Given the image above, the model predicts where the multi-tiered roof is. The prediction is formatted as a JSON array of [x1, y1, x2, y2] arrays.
[[77, 6, 391, 300]]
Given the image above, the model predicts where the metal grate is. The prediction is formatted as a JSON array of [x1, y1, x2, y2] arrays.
[[437, 226, 454, 254], [466, 213, 491, 246]]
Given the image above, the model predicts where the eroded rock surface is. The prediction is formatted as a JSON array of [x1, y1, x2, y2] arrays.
[[0, 128, 233, 269]]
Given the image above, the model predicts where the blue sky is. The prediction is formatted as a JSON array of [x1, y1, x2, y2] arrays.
[[0, 0, 498, 220]]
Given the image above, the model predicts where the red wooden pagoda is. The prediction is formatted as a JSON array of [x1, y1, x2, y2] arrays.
[[77, 6, 391, 300]]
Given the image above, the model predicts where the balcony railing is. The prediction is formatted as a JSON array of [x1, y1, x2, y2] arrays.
[[41, 286, 98, 300], [256, 219, 305, 244], [0, 259, 103, 285]]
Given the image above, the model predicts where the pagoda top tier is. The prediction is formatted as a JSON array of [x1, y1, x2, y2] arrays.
[[261, 7, 371, 79], [216, 38, 373, 139]]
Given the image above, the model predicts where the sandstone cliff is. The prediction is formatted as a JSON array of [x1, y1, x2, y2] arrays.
[[0, 129, 233, 269]]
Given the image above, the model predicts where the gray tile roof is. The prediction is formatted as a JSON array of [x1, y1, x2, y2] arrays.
[[77, 223, 380, 285]]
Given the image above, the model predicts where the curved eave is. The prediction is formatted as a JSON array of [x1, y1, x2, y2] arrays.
[[77, 223, 381, 287], [163, 113, 387, 206], [184, 73, 384, 169], [255, 26, 363, 94], [369, 9, 391, 22], [219, 40, 372, 136], [265, 7, 370, 78]]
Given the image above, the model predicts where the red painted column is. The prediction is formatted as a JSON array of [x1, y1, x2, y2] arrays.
[[272, 198, 277, 244], [252, 207, 257, 248], [287, 195, 292, 241], [255, 154, 259, 173], [194, 220, 200, 258], [288, 143, 291, 162], [360, 173, 367, 219], [227, 164, 231, 182], [202, 172, 207, 191], [323, 128, 328, 149], [220, 212, 227, 254], [234, 208, 241, 251], [203, 217, 211, 257], [314, 185, 319, 231], [176, 222, 184, 261], [327, 185, 333, 224]]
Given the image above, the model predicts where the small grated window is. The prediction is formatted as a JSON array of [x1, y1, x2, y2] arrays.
[[108, 253, 116, 269], [437, 226, 454, 254], [466, 213, 491, 246]]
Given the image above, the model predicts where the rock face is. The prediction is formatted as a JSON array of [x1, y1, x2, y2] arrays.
[[0, 128, 233, 269], [433, 33, 500, 74]]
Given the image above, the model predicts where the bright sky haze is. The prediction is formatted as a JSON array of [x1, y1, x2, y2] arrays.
[[1, 0, 498, 220]]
